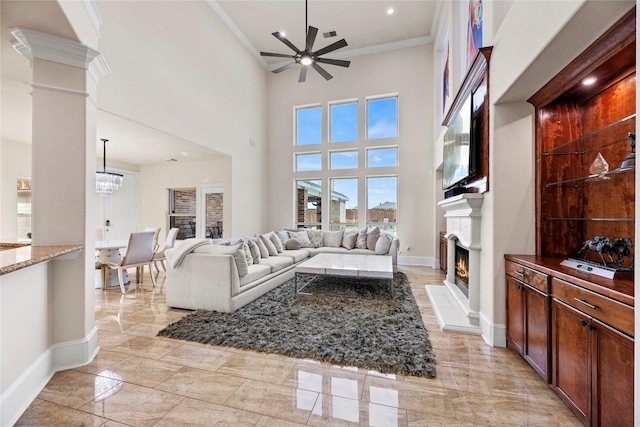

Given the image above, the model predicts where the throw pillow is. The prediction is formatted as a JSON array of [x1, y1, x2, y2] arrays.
[[374, 233, 393, 255], [307, 229, 324, 248], [260, 234, 279, 256], [276, 230, 289, 244], [247, 240, 261, 264], [367, 227, 381, 250], [323, 230, 344, 248], [285, 238, 301, 250], [288, 230, 313, 248], [269, 233, 284, 253], [255, 237, 269, 258], [242, 242, 253, 266], [341, 232, 357, 250], [211, 238, 230, 246], [356, 228, 368, 249]]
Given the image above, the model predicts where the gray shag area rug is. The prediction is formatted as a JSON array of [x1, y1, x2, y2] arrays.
[[158, 272, 436, 378]]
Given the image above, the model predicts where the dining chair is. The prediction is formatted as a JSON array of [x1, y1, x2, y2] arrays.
[[152, 227, 179, 278], [105, 231, 157, 293], [141, 227, 161, 282]]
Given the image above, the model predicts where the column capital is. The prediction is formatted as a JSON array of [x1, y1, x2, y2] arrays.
[[10, 27, 110, 82]]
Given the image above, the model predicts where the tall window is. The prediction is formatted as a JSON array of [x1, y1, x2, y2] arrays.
[[367, 176, 397, 232], [296, 106, 322, 145], [330, 178, 358, 231], [296, 180, 322, 229], [367, 96, 398, 139], [330, 101, 358, 143]]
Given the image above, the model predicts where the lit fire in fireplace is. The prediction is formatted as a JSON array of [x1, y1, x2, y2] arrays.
[[455, 245, 469, 290], [456, 257, 469, 282]]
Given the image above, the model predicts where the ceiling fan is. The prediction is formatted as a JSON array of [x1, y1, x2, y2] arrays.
[[260, 0, 350, 82]]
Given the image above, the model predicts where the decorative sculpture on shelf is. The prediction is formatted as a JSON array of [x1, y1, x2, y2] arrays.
[[618, 132, 635, 169], [578, 235, 633, 267]]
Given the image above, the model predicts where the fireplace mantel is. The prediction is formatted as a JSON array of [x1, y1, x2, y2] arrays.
[[427, 193, 484, 335]]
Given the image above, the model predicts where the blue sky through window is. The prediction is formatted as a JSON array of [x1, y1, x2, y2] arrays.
[[330, 102, 358, 142], [332, 178, 358, 210], [296, 153, 321, 171], [367, 97, 397, 139], [367, 176, 397, 209], [297, 107, 321, 145], [367, 147, 398, 167], [330, 150, 358, 169]]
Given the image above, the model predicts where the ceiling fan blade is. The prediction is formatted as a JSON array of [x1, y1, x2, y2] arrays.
[[314, 38, 348, 57], [311, 62, 333, 81], [273, 62, 296, 74], [306, 26, 318, 51], [272, 32, 301, 54], [298, 66, 308, 83], [261, 52, 296, 59], [316, 58, 350, 68]]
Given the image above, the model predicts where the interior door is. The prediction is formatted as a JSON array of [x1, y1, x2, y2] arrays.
[[100, 170, 139, 241], [196, 184, 224, 239]]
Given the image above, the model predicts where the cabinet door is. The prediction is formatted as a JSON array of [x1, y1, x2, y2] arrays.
[[591, 318, 634, 427], [524, 285, 550, 382], [506, 276, 524, 355], [552, 299, 590, 424]]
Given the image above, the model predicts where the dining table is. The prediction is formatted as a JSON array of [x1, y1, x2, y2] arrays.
[[95, 240, 130, 289]]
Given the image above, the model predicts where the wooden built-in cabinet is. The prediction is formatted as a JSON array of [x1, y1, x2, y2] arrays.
[[506, 8, 635, 427]]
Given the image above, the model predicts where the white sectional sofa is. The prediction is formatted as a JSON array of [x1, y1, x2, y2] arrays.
[[164, 228, 399, 313]]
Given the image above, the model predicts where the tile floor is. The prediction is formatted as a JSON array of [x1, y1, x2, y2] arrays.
[[16, 265, 581, 426]]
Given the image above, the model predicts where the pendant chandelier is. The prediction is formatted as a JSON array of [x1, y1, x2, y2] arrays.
[[96, 138, 123, 196]]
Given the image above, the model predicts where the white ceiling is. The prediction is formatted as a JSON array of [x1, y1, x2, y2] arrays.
[[1, 0, 439, 166]]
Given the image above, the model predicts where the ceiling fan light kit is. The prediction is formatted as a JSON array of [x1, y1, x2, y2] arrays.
[[260, 0, 350, 82]]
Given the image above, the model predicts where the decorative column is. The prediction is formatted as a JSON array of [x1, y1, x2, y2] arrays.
[[10, 28, 110, 359]]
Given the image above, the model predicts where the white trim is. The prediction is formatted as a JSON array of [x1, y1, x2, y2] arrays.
[[1, 328, 98, 427], [82, 0, 103, 37], [480, 311, 507, 348], [398, 255, 435, 267]]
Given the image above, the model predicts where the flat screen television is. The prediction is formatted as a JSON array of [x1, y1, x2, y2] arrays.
[[442, 83, 485, 193]]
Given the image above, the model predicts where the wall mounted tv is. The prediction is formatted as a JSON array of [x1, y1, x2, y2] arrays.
[[442, 81, 485, 194]]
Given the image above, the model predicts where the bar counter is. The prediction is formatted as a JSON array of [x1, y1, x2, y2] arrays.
[[0, 243, 84, 276]]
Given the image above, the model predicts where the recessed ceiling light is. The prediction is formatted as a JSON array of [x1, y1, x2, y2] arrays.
[[387, 7, 394, 15], [582, 76, 597, 85]]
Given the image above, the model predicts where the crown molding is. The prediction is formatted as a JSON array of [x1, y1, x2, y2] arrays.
[[10, 27, 111, 82], [82, 0, 103, 37]]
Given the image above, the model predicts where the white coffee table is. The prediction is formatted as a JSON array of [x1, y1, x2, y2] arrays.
[[294, 253, 394, 296]]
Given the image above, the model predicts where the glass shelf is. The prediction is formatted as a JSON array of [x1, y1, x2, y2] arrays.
[[542, 114, 635, 156], [544, 165, 634, 188]]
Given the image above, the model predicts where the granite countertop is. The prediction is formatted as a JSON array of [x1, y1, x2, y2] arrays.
[[0, 244, 84, 276]]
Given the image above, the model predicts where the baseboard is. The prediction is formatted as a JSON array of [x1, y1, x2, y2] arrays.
[[1, 327, 99, 426], [398, 255, 436, 267], [479, 312, 507, 347]]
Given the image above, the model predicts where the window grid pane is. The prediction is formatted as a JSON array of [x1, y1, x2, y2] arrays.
[[296, 180, 322, 226], [367, 176, 397, 231], [367, 147, 398, 168], [296, 107, 322, 145], [296, 153, 322, 171], [367, 97, 398, 140], [330, 102, 358, 143], [330, 178, 358, 227], [330, 150, 358, 170]]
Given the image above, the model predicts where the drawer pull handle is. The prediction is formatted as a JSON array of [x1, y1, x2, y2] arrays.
[[574, 298, 598, 310], [514, 271, 525, 276]]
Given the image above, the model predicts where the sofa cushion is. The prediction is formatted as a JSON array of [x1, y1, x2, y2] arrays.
[[307, 230, 324, 248], [288, 230, 312, 248], [356, 228, 368, 249], [309, 247, 349, 256], [323, 230, 344, 248], [275, 230, 289, 244], [242, 243, 253, 265], [255, 237, 269, 258], [285, 238, 301, 250], [367, 227, 381, 250], [258, 256, 293, 273], [260, 234, 279, 256], [269, 233, 284, 253], [374, 233, 393, 255], [194, 243, 249, 277], [342, 232, 357, 249], [239, 264, 271, 287], [348, 248, 376, 256], [247, 240, 261, 264], [280, 248, 311, 263]]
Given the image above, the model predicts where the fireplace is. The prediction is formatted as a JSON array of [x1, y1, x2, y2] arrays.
[[455, 244, 469, 297]]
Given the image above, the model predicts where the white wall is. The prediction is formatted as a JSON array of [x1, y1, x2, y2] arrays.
[[138, 157, 231, 242], [96, 1, 269, 237], [267, 44, 435, 263], [0, 140, 31, 241]]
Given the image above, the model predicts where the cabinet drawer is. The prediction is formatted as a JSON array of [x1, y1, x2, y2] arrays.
[[552, 278, 634, 337], [505, 260, 549, 293]]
